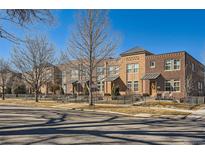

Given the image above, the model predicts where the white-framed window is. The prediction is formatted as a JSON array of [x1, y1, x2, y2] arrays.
[[150, 61, 155, 68], [165, 59, 180, 71], [164, 80, 180, 92], [108, 65, 119, 75], [97, 81, 104, 92], [173, 80, 180, 91], [165, 60, 172, 70], [134, 81, 139, 91], [127, 64, 132, 73], [192, 63, 195, 72], [174, 59, 180, 70], [127, 81, 132, 90], [71, 69, 78, 78], [62, 71, 66, 82], [97, 66, 104, 75], [127, 64, 139, 73], [63, 84, 67, 93], [198, 82, 203, 91], [133, 64, 139, 72]]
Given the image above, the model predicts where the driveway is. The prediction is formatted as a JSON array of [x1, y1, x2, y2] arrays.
[[0, 105, 205, 145]]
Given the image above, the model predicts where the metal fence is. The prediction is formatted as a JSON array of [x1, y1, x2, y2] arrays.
[[2, 94, 205, 104], [182, 96, 205, 104], [2, 94, 144, 104]]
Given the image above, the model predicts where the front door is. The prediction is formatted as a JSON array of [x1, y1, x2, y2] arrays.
[[150, 80, 157, 96]]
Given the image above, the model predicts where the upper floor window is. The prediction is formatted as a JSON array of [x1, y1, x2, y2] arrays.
[[165, 59, 180, 71], [127, 63, 139, 73], [62, 71, 66, 78], [133, 64, 139, 72], [71, 69, 78, 78], [192, 63, 195, 72], [127, 64, 132, 73], [174, 60, 180, 70], [97, 66, 104, 75], [150, 61, 155, 68], [108, 65, 119, 76], [198, 82, 203, 91]]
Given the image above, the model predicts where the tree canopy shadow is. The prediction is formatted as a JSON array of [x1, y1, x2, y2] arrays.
[[1, 107, 205, 145]]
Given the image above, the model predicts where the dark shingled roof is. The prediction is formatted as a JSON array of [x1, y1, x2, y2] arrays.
[[120, 46, 153, 57], [142, 73, 160, 80]]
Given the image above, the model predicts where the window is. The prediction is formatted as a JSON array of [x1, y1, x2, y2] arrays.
[[62, 71, 66, 82], [173, 80, 180, 91], [174, 60, 180, 70], [97, 81, 104, 92], [165, 60, 172, 71], [150, 61, 155, 68], [71, 69, 78, 78], [108, 65, 119, 75], [165, 59, 180, 71], [133, 64, 139, 72], [108, 66, 113, 75], [63, 84, 67, 93], [62, 71, 66, 78], [97, 67, 104, 75], [192, 63, 195, 72], [198, 82, 203, 91], [127, 81, 132, 90], [127, 64, 139, 73], [164, 80, 180, 92], [127, 64, 132, 73], [134, 81, 139, 91], [165, 80, 172, 91]]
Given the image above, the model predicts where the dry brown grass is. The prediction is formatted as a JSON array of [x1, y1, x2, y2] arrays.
[[140, 101, 205, 110], [0, 99, 191, 116]]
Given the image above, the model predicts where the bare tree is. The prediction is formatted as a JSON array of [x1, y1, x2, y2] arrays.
[[0, 58, 10, 100], [64, 10, 118, 106], [0, 9, 53, 43], [11, 35, 55, 102], [185, 73, 195, 97], [185, 64, 195, 97]]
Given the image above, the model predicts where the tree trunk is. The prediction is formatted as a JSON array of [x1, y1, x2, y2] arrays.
[[2, 84, 5, 100], [89, 73, 93, 106], [35, 89, 39, 102]]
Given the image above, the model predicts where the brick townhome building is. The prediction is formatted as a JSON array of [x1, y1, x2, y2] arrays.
[[51, 47, 205, 100]]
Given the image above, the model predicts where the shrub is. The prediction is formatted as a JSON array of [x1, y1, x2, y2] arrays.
[[13, 84, 27, 94], [111, 85, 120, 100], [5, 87, 12, 94]]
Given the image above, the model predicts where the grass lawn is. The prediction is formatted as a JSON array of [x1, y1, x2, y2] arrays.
[[0, 99, 192, 116]]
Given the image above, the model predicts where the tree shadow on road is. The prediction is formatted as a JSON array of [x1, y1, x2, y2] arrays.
[[0, 108, 205, 145]]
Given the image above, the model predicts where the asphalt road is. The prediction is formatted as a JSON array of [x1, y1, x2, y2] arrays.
[[0, 105, 205, 145]]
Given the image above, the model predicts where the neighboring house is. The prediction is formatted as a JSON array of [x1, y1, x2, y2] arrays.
[[58, 58, 120, 95], [40, 64, 62, 95], [0, 70, 23, 94], [51, 46, 205, 99], [144, 51, 205, 98]]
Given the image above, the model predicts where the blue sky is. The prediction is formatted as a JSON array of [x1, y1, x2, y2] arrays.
[[1, 9, 205, 63]]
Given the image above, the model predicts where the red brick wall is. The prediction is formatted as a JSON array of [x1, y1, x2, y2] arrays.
[[145, 52, 186, 99]]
